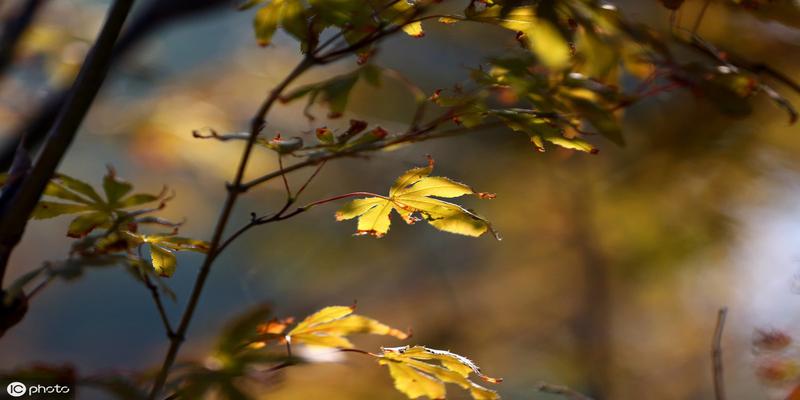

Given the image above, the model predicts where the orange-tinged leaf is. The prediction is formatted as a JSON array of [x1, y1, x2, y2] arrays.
[[402, 21, 425, 37], [257, 317, 294, 335]]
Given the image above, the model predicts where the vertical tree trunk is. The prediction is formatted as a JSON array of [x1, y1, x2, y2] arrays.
[[566, 186, 614, 399]]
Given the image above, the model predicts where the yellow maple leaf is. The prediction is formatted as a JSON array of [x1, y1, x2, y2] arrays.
[[378, 345, 502, 400], [335, 158, 497, 238], [285, 305, 409, 349]]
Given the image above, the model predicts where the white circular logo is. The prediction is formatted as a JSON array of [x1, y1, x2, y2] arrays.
[[6, 382, 26, 397]]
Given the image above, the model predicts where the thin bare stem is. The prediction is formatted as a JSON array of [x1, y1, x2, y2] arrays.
[[25, 274, 54, 300], [294, 161, 326, 199], [712, 307, 728, 400], [691, 0, 712, 36], [146, 56, 316, 400], [142, 273, 175, 338], [278, 155, 292, 200]]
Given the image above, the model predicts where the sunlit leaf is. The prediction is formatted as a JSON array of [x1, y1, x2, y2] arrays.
[[253, 0, 284, 46], [402, 21, 425, 38], [378, 345, 501, 400], [285, 305, 408, 348], [150, 245, 177, 277], [336, 158, 496, 238]]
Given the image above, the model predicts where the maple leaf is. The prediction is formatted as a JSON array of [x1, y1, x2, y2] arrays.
[[378, 345, 502, 400], [335, 158, 497, 239], [261, 305, 409, 349]]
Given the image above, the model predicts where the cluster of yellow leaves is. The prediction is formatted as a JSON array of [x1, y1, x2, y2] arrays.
[[336, 158, 497, 239], [253, 306, 502, 400], [379, 346, 502, 400]]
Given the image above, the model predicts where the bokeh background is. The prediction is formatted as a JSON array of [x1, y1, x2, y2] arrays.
[[1, 0, 800, 399]]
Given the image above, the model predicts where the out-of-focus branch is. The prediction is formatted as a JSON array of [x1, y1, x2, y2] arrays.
[[0, 0, 136, 288], [537, 382, 594, 400], [0, 0, 48, 81], [0, 0, 237, 172], [712, 307, 728, 400]]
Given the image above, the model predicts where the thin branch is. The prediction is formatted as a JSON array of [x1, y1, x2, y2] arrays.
[[25, 274, 54, 300], [146, 56, 316, 400], [240, 118, 483, 192], [294, 160, 326, 199], [537, 382, 594, 400], [277, 155, 292, 200], [0, 0, 136, 289], [691, 0, 712, 36], [712, 307, 728, 400], [142, 273, 175, 338], [0, 0, 234, 172]]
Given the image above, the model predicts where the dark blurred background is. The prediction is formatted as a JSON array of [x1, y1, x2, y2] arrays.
[[1, 0, 800, 399]]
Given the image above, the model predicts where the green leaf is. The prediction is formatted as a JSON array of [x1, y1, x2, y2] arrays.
[[253, 0, 284, 46], [150, 245, 177, 277], [54, 174, 103, 204], [146, 235, 210, 253], [31, 201, 92, 220], [568, 97, 624, 145], [67, 212, 111, 238], [102, 169, 133, 206], [281, 66, 382, 118], [117, 193, 161, 208], [521, 20, 571, 69]]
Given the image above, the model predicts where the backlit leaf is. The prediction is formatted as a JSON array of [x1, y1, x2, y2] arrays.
[[253, 0, 283, 46], [150, 245, 177, 277], [336, 158, 496, 238], [285, 305, 408, 349], [402, 21, 424, 38], [378, 345, 501, 400]]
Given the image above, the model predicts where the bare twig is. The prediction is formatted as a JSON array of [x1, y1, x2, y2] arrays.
[[146, 55, 315, 400], [294, 160, 326, 199], [277, 155, 292, 199], [712, 307, 728, 400], [537, 382, 594, 400], [142, 273, 175, 338], [691, 0, 712, 36]]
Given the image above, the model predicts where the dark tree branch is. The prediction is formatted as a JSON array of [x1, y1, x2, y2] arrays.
[[0, 0, 237, 172], [712, 307, 728, 400], [0, 0, 136, 288]]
